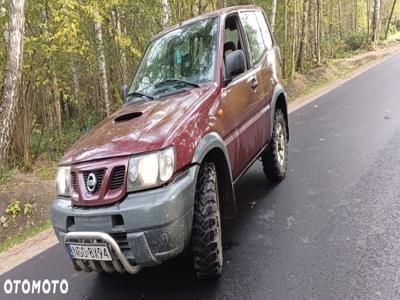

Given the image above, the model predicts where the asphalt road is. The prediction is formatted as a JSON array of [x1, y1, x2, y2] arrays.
[[2, 53, 400, 300]]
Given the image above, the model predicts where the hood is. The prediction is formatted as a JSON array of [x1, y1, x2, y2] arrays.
[[59, 84, 215, 166]]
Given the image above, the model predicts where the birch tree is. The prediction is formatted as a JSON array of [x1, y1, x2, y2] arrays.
[[199, 0, 206, 15], [94, 8, 110, 116], [315, 0, 322, 66], [292, 0, 298, 75], [367, 0, 371, 35], [112, 7, 128, 84], [71, 61, 81, 109], [0, 0, 25, 167], [297, 0, 310, 71], [371, 0, 381, 44], [161, 0, 171, 29], [283, 0, 288, 75], [270, 0, 278, 31]]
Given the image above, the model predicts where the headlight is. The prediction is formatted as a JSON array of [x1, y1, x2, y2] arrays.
[[159, 147, 175, 182], [127, 147, 176, 192], [56, 166, 71, 196]]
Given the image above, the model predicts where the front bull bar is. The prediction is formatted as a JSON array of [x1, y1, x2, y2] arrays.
[[64, 231, 141, 274]]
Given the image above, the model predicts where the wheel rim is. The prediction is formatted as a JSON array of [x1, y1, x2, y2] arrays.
[[275, 122, 286, 168]]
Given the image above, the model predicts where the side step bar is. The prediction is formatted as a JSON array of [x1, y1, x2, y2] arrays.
[[64, 231, 141, 274]]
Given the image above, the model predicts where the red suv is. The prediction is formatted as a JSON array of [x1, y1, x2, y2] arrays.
[[51, 5, 289, 280]]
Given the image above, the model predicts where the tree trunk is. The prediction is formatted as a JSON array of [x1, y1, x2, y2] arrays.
[[199, 0, 206, 15], [20, 80, 33, 165], [190, 3, 194, 17], [385, 0, 398, 39], [270, 0, 278, 32], [177, 1, 182, 21], [315, 0, 322, 66], [291, 0, 298, 75], [52, 71, 61, 132], [0, 0, 25, 168], [112, 7, 128, 84], [283, 0, 288, 76], [367, 0, 370, 36], [371, 0, 381, 44], [18, 50, 36, 166], [297, 0, 310, 71], [71, 61, 80, 105], [43, 6, 61, 133], [329, 0, 334, 57], [94, 8, 110, 116], [338, 0, 342, 38], [354, 0, 358, 32], [161, 0, 171, 29]]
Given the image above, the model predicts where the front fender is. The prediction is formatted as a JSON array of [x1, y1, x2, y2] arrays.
[[192, 132, 237, 218], [192, 133, 231, 172], [270, 83, 289, 141]]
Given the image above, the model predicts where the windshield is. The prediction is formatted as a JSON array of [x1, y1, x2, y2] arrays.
[[129, 17, 219, 99]]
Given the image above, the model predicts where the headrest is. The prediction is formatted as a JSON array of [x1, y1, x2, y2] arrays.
[[224, 41, 236, 53]]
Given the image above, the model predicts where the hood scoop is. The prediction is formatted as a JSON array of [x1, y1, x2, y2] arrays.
[[114, 112, 143, 123]]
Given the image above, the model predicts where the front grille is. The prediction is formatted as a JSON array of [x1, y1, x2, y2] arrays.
[[71, 172, 78, 192], [83, 169, 105, 193], [110, 166, 125, 190]]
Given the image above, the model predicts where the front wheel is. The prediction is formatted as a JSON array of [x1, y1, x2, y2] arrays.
[[261, 109, 288, 182], [192, 163, 223, 280]]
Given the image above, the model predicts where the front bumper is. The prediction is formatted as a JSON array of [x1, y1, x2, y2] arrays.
[[51, 166, 199, 273]]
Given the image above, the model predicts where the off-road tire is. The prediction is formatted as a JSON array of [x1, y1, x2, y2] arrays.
[[192, 163, 223, 280], [262, 109, 288, 182]]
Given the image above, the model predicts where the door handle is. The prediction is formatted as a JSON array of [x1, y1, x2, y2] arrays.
[[250, 78, 258, 90]]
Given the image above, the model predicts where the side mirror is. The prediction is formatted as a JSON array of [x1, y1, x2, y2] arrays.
[[225, 50, 245, 85], [121, 84, 129, 103]]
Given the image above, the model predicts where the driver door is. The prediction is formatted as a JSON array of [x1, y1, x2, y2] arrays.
[[219, 14, 255, 178]]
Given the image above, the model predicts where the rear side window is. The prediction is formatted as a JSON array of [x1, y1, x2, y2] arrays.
[[255, 11, 273, 50], [239, 11, 266, 65]]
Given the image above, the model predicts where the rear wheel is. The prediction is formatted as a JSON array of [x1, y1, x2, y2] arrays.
[[262, 109, 288, 182], [192, 163, 223, 280]]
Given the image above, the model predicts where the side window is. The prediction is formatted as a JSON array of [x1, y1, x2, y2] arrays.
[[255, 11, 273, 50], [224, 20, 239, 58], [239, 11, 266, 65], [223, 14, 248, 78]]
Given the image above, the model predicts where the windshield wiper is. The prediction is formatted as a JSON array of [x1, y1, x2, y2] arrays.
[[155, 79, 200, 89], [127, 91, 155, 100]]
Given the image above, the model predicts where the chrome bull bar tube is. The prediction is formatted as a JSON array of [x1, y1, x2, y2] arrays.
[[64, 231, 141, 274]]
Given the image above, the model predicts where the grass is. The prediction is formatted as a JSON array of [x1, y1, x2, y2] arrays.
[[0, 168, 17, 191], [285, 64, 344, 101], [0, 219, 52, 253], [386, 30, 400, 42], [37, 163, 56, 181], [286, 32, 400, 102]]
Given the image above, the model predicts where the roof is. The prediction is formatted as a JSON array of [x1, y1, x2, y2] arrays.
[[152, 5, 262, 41]]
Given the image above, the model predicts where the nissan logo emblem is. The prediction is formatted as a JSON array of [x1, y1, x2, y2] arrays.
[[86, 173, 97, 192]]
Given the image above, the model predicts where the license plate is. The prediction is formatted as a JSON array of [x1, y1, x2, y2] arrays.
[[66, 243, 112, 261]]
